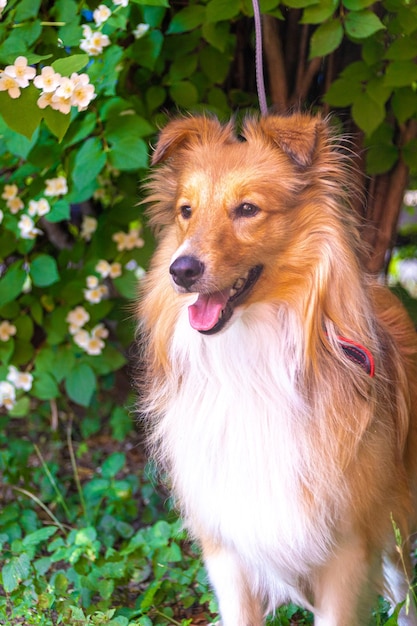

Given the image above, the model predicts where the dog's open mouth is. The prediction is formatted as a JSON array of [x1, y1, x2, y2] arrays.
[[188, 265, 263, 334]]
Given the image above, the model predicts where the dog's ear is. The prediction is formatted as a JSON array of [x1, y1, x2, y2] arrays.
[[152, 116, 234, 165], [245, 114, 324, 167]]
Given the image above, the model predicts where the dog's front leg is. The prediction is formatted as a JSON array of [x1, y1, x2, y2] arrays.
[[203, 541, 264, 626]]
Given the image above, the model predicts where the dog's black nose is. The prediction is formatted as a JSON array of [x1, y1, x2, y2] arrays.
[[169, 255, 204, 289]]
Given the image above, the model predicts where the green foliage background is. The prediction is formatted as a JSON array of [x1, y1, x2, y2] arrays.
[[0, 0, 416, 624]]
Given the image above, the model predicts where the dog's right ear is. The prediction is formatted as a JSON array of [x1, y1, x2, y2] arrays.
[[152, 116, 234, 165]]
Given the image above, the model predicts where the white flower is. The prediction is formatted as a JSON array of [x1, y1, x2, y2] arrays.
[[66, 306, 90, 333], [80, 216, 97, 241], [0, 381, 16, 410], [91, 323, 109, 339], [73, 329, 90, 349], [80, 28, 110, 56], [7, 365, 33, 391], [28, 198, 50, 217], [86, 275, 99, 289], [84, 284, 108, 304], [84, 336, 105, 355], [0, 73, 21, 98], [45, 176, 68, 197], [112, 227, 144, 251], [18, 214, 42, 239], [0, 320, 16, 341], [0, 0, 8, 17], [93, 4, 111, 26], [0, 209, 3, 223], [73, 328, 106, 355], [6, 196, 24, 214], [37, 91, 55, 110], [33, 66, 61, 93], [109, 262, 122, 278], [133, 23, 149, 39], [51, 94, 71, 114], [4, 56, 36, 88], [1, 183, 18, 200], [113, 0, 128, 5], [96, 259, 111, 277], [70, 72, 96, 111]]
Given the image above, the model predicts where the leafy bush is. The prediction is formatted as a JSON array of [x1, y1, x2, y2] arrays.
[[0, 0, 416, 623]]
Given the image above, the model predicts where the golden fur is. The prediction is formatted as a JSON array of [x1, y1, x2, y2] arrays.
[[138, 113, 417, 625]]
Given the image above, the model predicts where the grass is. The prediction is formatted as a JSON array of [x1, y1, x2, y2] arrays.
[[0, 398, 413, 625]]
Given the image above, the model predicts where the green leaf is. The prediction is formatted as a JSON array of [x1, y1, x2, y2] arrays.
[[352, 91, 385, 135], [301, 0, 338, 24], [46, 200, 71, 223], [345, 10, 385, 39], [200, 46, 231, 83], [52, 54, 89, 76], [65, 362, 96, 407], [366, 77, 391, 106], [169, 81, 199, 107], [71, 137, 107, 191], [403, 139, 417, 171], [14, 0, 41, 20], [110, 406, 133, 441], [283, 0, 318, 7], [384, 61, 417, 87], [169, 54, 199, 81], [324, 78, 360, 106], [0, 86, 42, 139], [130, 0, 169, 5], [309, 19, 343, 58], [206, 0, 241, 22], [202, 21, 231, 52], [145, 86, 166, 112], [105, 113, 154, 142], [0, 261, 26, 307], [42, 107, 72, 142], [167, 6, 206, 33], [52, 346, 77, 383], [385, 37, 417, 61], [9, 396, 30, 417], [32, 371, 59, 400], [108, 137, 149, 171], [364, 124, 398, 175], [2, 553, 31, 593], [130, 30, 163, 71], [30, 255, 60, 287], [392, 88, 417, 124], [22, 527, 58, 548], [101, 452, 126, 479], [14, 315, 33, 342], [342, 0, 375, 8]]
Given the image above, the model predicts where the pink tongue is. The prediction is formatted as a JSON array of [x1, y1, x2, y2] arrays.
[[188, 291, 229, 331]]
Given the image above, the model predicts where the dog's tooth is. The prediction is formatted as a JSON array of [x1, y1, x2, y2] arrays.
[[233, 278, 245, 290], [229, 287, 237, 297]]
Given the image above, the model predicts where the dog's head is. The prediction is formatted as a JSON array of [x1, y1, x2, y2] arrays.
[[146, 114, 357, 334]]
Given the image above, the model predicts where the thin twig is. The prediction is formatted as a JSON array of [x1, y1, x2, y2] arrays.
[[67, 418, 88, 523], [34, 443, 72, 519], [11, 486, 67, 534]]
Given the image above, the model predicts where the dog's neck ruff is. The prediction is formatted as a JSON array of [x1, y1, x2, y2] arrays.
[[336, 335, 375, 377]]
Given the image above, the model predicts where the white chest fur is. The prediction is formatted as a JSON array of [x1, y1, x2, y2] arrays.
[[155, 302, 338, 588]]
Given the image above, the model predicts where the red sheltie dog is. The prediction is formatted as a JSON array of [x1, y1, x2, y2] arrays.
[[138, 113, 417, 625]]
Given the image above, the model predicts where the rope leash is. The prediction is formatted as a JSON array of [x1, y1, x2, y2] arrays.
[[252, 0, 268, 115]]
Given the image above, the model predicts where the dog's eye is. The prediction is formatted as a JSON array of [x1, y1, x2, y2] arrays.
[[235, 202, 260, 218], [180, 205, 192, 219]]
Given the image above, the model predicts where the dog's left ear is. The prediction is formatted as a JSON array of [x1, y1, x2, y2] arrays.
[[152, 115, 234, 165], [246, 114, 325, 167]]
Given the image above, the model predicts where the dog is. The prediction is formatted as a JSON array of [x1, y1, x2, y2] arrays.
[[138, 112, 417, 625]]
